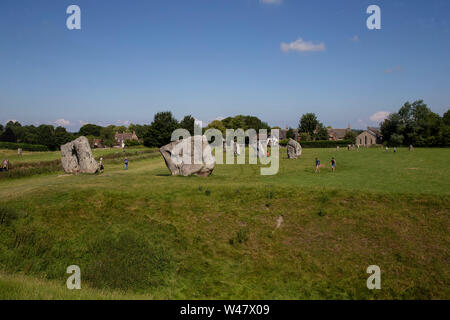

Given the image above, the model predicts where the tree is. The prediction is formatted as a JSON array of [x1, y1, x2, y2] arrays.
[[79, 124, 102, 137], [143, 112, 179, 148], [99, 125, 116, 147], [0, 127, 17, 142], [4, 121, 23, 142], [179, 115, 196, 136], [443, 110, 450, 126], [299, 113, 319, 137], [114, 125, 127, 134], [298, 113, 329, 141], [37, 125, 57, 150], [221, 115, 270, 132], [54, 126, 74, 147], [206, 120, 226, 135], [389, 133, 404, 146], [381, 100, 446, 146], [344, 130, 357, 144], [128, 123, 150, 140], [286, 128, 295, 140], [313, 123, 329, 140], [0, 124, 3, 134]]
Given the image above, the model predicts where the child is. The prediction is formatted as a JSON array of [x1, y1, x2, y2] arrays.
[[99, 157, 104, 173], [124, 158, 129, 170], [315, 157, 320, 173], [331, 157, 336, 173]]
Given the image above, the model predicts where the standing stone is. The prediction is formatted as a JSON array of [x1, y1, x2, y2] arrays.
[[61, 136, 99, 174], [160, 135, 215, 177], [287, 138, 302, 159]]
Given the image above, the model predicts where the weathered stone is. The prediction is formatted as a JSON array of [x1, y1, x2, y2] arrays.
[[287, 138, 302, 159], [160, 135, 215, 177], [61, 136, 99, 174]]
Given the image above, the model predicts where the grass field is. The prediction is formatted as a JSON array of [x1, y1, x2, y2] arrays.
[[0, 146, 449, 299], [0, 146, 149, 164]]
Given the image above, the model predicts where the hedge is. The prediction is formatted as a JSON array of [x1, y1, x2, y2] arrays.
[[300, 140, 353, 148], [279, 139, 353, 148], [0, 142, 49, 152]]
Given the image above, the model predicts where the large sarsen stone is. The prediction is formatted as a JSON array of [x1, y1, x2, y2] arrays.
[[287, 138, 302, 159], [160, 135, 215, 177], [61, 136, 99, 174]]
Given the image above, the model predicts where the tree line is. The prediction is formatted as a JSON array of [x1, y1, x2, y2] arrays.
[[380, 100, 449, 147], [1, 100, 447, 150]]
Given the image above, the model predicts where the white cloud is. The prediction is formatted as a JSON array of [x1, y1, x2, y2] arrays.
[[54, 119, 71, 127], [281, 37, 325, 53], [370, 111, 391, 123], [116, 120, 131, 126], [260, 0, 283, 5]]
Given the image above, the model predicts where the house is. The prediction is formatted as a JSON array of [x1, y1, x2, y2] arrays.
[[114, 131, 139, 147], [356, 127, 382, 146], [327, 125, 351, 141]]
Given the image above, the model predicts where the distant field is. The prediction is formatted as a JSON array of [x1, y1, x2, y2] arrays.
[[0, 147, 448, 299], [0, 146, 150, 163]]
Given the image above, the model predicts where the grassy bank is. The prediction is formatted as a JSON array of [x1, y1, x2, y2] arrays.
[[0, 147, 158, 180]]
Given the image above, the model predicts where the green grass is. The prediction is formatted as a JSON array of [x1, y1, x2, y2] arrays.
[[0, 146, 150, 164], [0, 147, 448, 299], [0, 147, 158, 180]]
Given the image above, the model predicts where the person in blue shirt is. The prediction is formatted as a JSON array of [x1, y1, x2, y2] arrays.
[[124, 158, 129, 170], [331, 157, 336, 173], [315, 157, 320, 173]]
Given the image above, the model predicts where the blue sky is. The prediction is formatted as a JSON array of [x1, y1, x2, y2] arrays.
[[0, 0, 449, 131]]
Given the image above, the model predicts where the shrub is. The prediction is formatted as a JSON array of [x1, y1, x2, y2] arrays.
[[299, 140, 353, 148], [125, 140, 141, 147]]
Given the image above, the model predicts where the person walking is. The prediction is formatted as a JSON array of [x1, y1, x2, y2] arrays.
[[330, 157, 336, 173], [315, 157, 320, 173], [124, 157, 129, 170], [2, 159, 9, 172], [99, 157, 104, 173]]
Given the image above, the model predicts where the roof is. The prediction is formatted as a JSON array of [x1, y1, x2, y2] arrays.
[[115, 131, 138, 141], [367, 127, 382, 136], [327, 128, 349, 139]]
